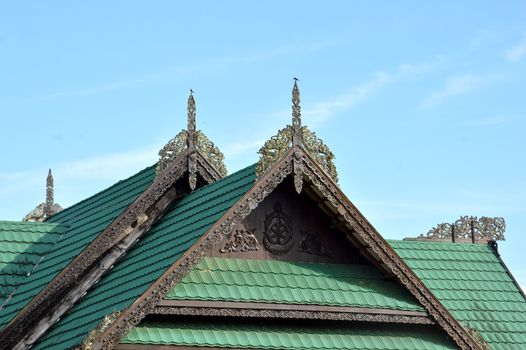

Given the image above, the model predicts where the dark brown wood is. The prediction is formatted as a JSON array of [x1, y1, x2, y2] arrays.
[[211, 178, 365, 265]]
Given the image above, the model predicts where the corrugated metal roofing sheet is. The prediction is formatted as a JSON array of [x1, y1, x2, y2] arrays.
[[165, 256, 424, 311], [389, 240, 526, 350], [121, 321, 457, 349], [32, 164, 256, 349]]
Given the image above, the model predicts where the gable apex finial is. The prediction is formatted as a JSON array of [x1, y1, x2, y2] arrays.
[[156, 91, 227, 183], [256, 80, 338, 186], [292, 78, 302, 147], [45, 169, 54, 216], [187, 89, 196, 135]]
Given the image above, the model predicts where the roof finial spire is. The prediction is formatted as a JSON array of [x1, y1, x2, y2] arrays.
[[187, 89, 198, 190], [187, 89, 196, 137], [292, 78, 302, 146], [45, 169, 54, 217]]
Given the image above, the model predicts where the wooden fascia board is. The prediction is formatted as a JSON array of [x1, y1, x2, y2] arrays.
[[0, 152, 191, 350], [157, 300, 428, 317], [297, 148, 482, 350], [153, 300, 433, 325], [195, 150, 224, 183], [93, 150, 296, 350]]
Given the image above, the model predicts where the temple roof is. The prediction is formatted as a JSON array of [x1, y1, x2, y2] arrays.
[[0, 83, 524, 350]]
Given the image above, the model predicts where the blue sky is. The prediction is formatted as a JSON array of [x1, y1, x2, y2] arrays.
[[1, 2, 525, 288]]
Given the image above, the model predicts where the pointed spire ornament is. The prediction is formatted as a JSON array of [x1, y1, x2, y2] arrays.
[[45, 169, 54, 217], [156, 90, 227, 186], [187, 90, 198, 190], [291, 79, 304, 193], [23, 169, 63, 222], [256, 79, 338, 189]]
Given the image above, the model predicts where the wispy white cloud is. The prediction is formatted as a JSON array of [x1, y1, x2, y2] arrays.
[[505, 37, 526, 62], [425, 74, 484, 106], [0, 147, 158, 198], [303, 58, 444, 126], [303, 71, 390, 126]]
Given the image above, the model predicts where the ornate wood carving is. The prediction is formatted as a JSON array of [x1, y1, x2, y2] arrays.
[[152, 305, 433, 325], [298, 230, 334, 258], [93, 150, 483, 350], [22, 169, 63, 222], [156, 91, 226, 187], [93, 153, 295, 350], [298, 152, 482, 350], [0, 154, 194, 350], [415, 216, 505, 243], [220, 229, 259, 253], [256, 80, 338, 188], [263, 202, 294, 255]]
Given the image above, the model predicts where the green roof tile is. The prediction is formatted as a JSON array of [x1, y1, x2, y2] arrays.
[[389, 240, 526, 350], [32, 164, 256, 350], [121, 321, 457, 349], [164, 257, 424, 312], [0, 221, 67, 305], [0, 165, 156, 329]]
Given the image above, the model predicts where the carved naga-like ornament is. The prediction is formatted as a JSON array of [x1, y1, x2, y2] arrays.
[[416, 216, 505, 243], [256, 79, 338, 193], [156, 90, 227, 189]]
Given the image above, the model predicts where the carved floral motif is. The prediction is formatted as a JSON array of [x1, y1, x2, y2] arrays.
[[220, 229, 259, 253]]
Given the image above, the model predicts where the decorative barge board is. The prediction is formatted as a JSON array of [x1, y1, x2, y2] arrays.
[[90, 82, 485, 350], [0, 92, 227, 350]]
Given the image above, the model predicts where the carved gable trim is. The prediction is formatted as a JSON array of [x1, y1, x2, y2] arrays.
[[92, 149, 482, 350], [92, 151, 295, 350], [0, 150, 221, 350]]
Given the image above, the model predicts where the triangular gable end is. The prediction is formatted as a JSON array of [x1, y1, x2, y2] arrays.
[[93, 83, 484, 350], [0, 92, 227, 350]]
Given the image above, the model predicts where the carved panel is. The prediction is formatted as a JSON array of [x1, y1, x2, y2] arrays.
[[263, 202, 293, 255], [298, 230, 334, 258], [417, 216, 506, 243], [220, 229, 259, 253]]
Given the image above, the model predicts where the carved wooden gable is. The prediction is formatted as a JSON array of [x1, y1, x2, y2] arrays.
[[211, 178, 366, 265]]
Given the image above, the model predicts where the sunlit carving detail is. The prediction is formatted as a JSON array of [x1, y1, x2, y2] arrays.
[[156, 131, 188, 174], [302, 127, 338, 183], [196, 131, 227, 178], [156, 91, 227, 179], [256, 80, 338, 184], [220, 229, 259, 253], [418, 216, 505, 242], [256, 126, 293, 177]]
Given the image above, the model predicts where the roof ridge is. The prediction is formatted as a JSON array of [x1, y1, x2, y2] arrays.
[[47, 165, 156, 223]]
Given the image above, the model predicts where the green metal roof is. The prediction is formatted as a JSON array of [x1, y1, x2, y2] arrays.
[[32, 164, 256, 349], [0, 221, 67, 306], [165, 256, 424, 312], [121, 320, 457, 349], [0, 165, 156, 329], [389, 240, 526, 350]]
